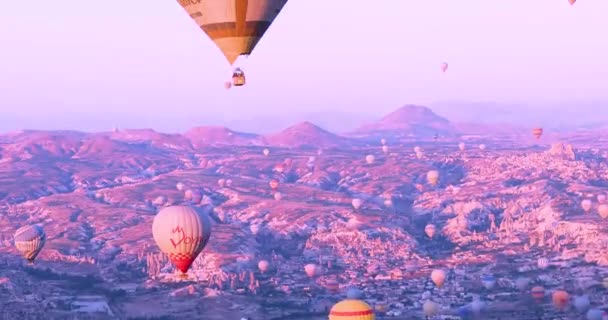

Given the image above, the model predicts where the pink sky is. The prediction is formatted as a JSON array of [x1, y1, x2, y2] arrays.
[[0, 0, 607, 132]]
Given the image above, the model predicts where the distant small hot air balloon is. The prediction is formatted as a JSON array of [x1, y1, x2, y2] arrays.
[[274, 192, 282, 201], [478, 144, 486, 150], [581, 199, 592, 213], [325, 279, 340, 293], [14, 225, 46, 264], [304, 263, 318, 278], [423, 301, 439, 316], [224, 81, 232, 90], [597, 194, 606, 203], [426, 170, 440, 186], [586, 309, 604, 320], [151, 206, 212, 277], [383, 198, 393, 208], [531, 286, 545, 302], [269, 180, 279, 190], [225, 179, 233, 187], [598, 204, 608, 219], [414, 146, 422, 153], [250, 224, 261, 235], [537, 257, 549, 269], [440, 62, 449, 73], [380, 138, 386, 145], [258, 260, 269, 273], [552, 290, 570, 310], [263, 148, 270, 156], [431, 269, 446, 288], [184, 189, 202, 204], [329, 299, 375, 320], [425, 224, 437, 239], [176, 182, 186, 191], [574, 295, 590, 313], [217, 179, 226, 188], [352, 198, 363, 210], [274, 163, 285, 173], [602, 277, 608, 288], [381, 145, 388, 154], [458, 142, 465, 151], [532, 128, 544, 139], [365, 154, 375, 164], [569, 0, 576, 5]]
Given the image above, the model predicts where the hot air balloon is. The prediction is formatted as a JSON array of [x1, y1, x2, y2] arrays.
[[481, 274, 496, 290], [381, 145, 388, 154], [458, 142, 465, 151], [326, 279, 340, 293], [426, 170, 440, 186], [380, 138, 386, 145], [383, 198, 393, 208], [581, 199, 592, 213], [184, 189, 202, 204], [346, 287, 363, 299], [263, 148, 270, 156], [531, 286, 545, 302], [269, 179, 279, 190], [352, 198, 363, 210], [597, 194, 606, 203], [574, 295, 590, 312], [587, 309, 604, 320], [273, 192, 282, 201], [598, 204, 608, 219], [431, 269, 446, 288], [250, 224, 261, 235], [329, 299, 375, 320], [425, 224, 437, 239], [414, 146, 422, 154], [365, 154, 375, 164], [226, 179, 233, 187], [569, 0, 576, 5], [152, 205, 212, 277], [258, 260, 269, 273], [224, 81, 232, 90], [274, 163, 285, 173], [176, 182, 186, 191], [423, 301, 439, 316], [440, 62, 449, 73], [176, 0, 289, 83], [478, 144, 486, 150], [602, 277, 608, 288], [218, 178, 226, 188], [552, 290, 570, 310], [304, 263, 318, 278], [14, 225, 46, 264], [232, 67, 246, 86], [532, 128, 543, 139], [537, 257, 549, 269]]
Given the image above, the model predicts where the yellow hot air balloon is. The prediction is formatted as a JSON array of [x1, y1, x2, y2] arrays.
[[440, 62, 448, 73], [177, 0, 288, 66], [532, 128, 543, 139], [425, 224, 437, 239], [14, 225, 46, 264], [152, 205, 212, 277], [431, 269, 446, 288], [426, 170, 440, 186], [329, 299, 375, 320]]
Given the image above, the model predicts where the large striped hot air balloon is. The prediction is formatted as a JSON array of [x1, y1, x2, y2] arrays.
[[152, 205, 212, 277], [14, 225, 46, 264], [177, 0, 288, 66], [329, 299, 375, 320]]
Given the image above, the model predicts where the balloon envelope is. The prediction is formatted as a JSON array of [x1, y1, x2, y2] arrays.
[[431, 269, 446, 287], [152, 205, 212, 274], [440, 62, 448, 73], [532, 128, 543, 139], [304, 263, 318, 277], [426, 170, 439, 186], [177, 0, 289, 65], [258, 260, 269, 273], [425, 224, 437, 239], [14, 225, 46, 263], [581, 199, 592, 212]]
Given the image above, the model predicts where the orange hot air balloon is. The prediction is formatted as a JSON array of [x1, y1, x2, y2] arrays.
[[329, 299, 375, 320], [425, 224, 437, 239], [431, 269, 446, 288], [531, 286, 545, 302], [552, 290, 570, 310], [532, 128, 543, 139], [152, 206, 212, 277], [269, 179, 279, 190]]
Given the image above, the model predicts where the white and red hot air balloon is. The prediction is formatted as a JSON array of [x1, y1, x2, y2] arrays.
[[152, 205, 212, 278], [14, 225, 46, 264]]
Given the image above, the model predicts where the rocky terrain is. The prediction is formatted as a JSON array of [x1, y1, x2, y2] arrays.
[[0, 105, 607, 319]]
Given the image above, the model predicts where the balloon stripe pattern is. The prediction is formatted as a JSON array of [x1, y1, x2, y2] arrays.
[[14, 225, 46, 263], [177, 0, 289, 65], [152, 206, 212, 274]]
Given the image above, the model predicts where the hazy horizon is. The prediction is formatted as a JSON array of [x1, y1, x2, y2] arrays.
[[1, 0, 607, 133]]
